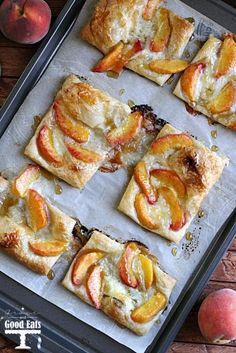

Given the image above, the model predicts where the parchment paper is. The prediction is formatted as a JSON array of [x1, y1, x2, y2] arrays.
[[0, 1, 235, 352]]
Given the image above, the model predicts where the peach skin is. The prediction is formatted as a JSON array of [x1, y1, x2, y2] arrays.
[[198, 289, 236, 344], [0, 0, 51, 44]]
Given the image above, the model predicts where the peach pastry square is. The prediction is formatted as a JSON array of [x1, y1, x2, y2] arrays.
[[25, 74, 140, 188], [81, 0, 195, 86], [174, 35, 236, 131], [0, 165, 77, 275], [62, 230, 176, 335], [118, 124, 228, 243]]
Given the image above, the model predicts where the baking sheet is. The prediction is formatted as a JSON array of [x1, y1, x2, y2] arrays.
[[0, 1, 235, 352]]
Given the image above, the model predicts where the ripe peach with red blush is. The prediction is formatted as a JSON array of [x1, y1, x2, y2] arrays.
[[0, 0, 51, 44], [198, 289, 236, 344]]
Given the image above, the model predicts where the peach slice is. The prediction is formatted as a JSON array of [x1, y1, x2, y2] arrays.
[[131, 292, 167, 323], [150, 133, 193, 155], [93, 40, 142, 74], [86, 265, 104, 309], [119, 242, 139, 288], [181, 63, 204, 102], [150, 8, 170, 52], [138, 254, 153, 289], [143, 0, 161, 20], [149, 59, 188, 74], [29, 240, 67, 256], [72, 251, 105, 286], [134, 193, 159, 230], [66, 143, 103, 163], [106, 111, 143, 145], [26, 189, 49, 232], [134, 160, 157, 204], [54, 100, 90, 143], [158, 186, 185, 231], [12, 165, 41, 197], [112, 40, 143, 73], [92, 42, 125, 73], [37, 125, 63, 166], [150, 169, 186, 198], [207, 81, 236, 114], [215, 35, 236, 78]]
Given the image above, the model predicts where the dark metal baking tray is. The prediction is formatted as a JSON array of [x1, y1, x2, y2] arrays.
[[0, 1, 235, 352]]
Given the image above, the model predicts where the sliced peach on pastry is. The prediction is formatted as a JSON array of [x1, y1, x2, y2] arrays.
[[150, 133, 193, 155], [207, 81, 236, 114], [150, 169, 186, 199], [215, 35, 236, 78], [149, 59, 188, 74], [158, 186, 185, 231], [12, 165, 41, 197], [106, 111, 142, 145], [112, 40, 143, 74], [138, 254, 153, 289], [119, 242, 139, 288], [143, 0, 161, 20], [29, 240, 67, 256], [72, 251, 105, 286], [180, 63, 204, 102], [150, 8, 170, 52], [92, 42, 125, 73], [134, 193, 159, 230], [54, 100, 90, 143], [66, 143, 103, 163], [131, 292, 167, 323], [36, 125, 63, 166], [134, 160, 157, 204], [86, 265, 104, 309], [26, 189, 49, 232]]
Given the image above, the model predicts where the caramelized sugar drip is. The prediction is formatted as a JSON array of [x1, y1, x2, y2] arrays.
[[185, 102, 200, 116], [131, 105, 167, 134], [99, 147, 123, 173], [47, 269, 55, 280], [72, 222, 90, 249]]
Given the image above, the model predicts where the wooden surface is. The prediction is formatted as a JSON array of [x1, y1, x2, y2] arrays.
[[0, 1, 235, 352]]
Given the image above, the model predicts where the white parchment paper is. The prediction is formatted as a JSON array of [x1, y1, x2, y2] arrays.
[[0, 1, 235, 352]]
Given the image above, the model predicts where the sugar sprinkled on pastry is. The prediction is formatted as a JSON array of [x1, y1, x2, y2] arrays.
[[24, 74, 146, 188], [81, 0, 194, 86], [0, 165, 76, 275], [118, 124, 228, 243], [174, 35, 236, 131], [62, 230, 176, 335]]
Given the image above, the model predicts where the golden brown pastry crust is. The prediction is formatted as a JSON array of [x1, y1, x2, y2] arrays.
[[81, 1, 194, 85], [118, 124, 228, 243], [0, 175, 76, 275], [174, 36, 236, 129], [24, 75, 131, 188], [62, 230, 176, 335]]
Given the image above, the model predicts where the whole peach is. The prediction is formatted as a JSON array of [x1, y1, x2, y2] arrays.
[[198, 288, 236, 344], [0, 0, 51, 44]]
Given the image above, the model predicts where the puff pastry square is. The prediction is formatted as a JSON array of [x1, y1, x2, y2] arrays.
[[174, 35, 236, 131], [81, 0, 194, 85], [62, 230, 176, 335], [118, 124, 228, 243], [0, 166, 76, 274], [25, 74, 133, 188]]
